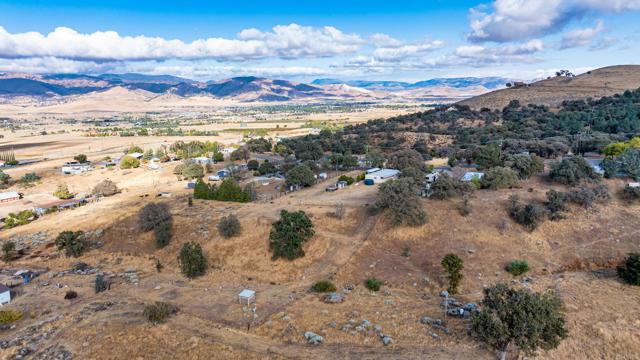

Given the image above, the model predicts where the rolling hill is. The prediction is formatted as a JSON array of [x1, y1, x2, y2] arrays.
[[459, 65, 640, 110]]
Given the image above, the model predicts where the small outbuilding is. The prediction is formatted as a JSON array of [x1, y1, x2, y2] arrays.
[[336, 180, 348, 189], [62, 161, 92, 175], [460, 172, 485, 182], [238, 289, 256, 305], [0, 284, 10, 305], [193, 157, 213, 165], [364, 168, 400, 184], [0, 191, 21, 203]]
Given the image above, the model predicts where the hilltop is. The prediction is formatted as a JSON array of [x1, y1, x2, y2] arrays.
[[459, 65, 640, 110]]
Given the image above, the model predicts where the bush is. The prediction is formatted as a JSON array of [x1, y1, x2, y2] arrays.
[[286, 164, 316, 187], [55, 231, 87, 257], [311, 281, 337, 293], [0, 170, 10, 185], [53, 183, 72, 199], [247, 159, 259, 171], [230, 146, 250, 161], [182, 162, 204, 179], [64, 290, 78, 300], [365, 278, 382, 291], [125, 145, 144, 154], [217, 214, 241, 238], [430, 173, 460, 200], [508, 195, 547, 231], [622, 184, 640, 201], [567, 187, 596, 208], [458, 196, 472, 216], [20, 172, 40, 185], [258, 161, 276, 175], [507, 153, 544, 179], [549, 156, 597, 186], [95, 274, 109, 293], [475, 143, 504, 169], [138, 203, 172, 232], [74, 154, 87, 163], [441, 253, 464, 294], [470, 284, 567, 359], [545, 190, 567, 220], [0, 310, 23, 324], [143, 302, 178, 324], [387, 149, 426, 172], [92, 179, 119, 197], [375, 178, 427, 227], [481, 167, 519, 190], [506, 260, 530, 276], [2, 241, 15, 262], [154, 221, 172, 248], [617, 252, 640, 286], [269, 210, 315, 260], [337, 175, 355, 185], [3, 210, 36, 228], [120, 155, 140, 169], [178, 242, 207, 278]]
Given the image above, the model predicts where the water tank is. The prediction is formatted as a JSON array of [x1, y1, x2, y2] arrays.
[[364, 179, 374, 186]]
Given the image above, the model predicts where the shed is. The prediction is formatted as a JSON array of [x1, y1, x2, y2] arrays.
[[0, 284, 10, 305], [238, 289, 256, 305], [585, 158, 605, 176], [128, 152, 144, 160], [318, 172, 328, 180], [336, 180, 348, 189], [629, 182, 640, 188], [0, 191, 21, 203], [193, 157, 213, 165]]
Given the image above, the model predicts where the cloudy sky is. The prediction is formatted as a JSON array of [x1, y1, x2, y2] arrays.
[[0, 0, 639, 81]]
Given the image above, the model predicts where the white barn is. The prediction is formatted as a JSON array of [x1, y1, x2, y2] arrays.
[[365, 169, 400, 184]]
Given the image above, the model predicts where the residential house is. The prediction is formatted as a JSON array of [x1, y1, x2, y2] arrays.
[[61, 161, 92, 175], [0, 191, 21, 203], [364, 169, 400, 184]]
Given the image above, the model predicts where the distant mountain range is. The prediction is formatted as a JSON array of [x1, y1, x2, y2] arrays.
[[0, 72, 511, 102], [311, 77, 511, 91]]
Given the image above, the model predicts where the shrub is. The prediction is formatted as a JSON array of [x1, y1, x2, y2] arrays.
[[143, 302, 178, 324], [92, 179, 119, 197], [74, 154, 87, 163], [2, 241, 15, 262], [475, 143, 504, 169], [458, 196, 472, 216], [508, 153, 544, 179], [178, 242, 207, 278], [64, 290, 78, 300], [217, 214, 241, 238], [53, 183, 72, 199], [365, 278, 382, 291], [193, 179, 253, 202], [95, 274, 109, 293], [154, 221, 172, 248], [481, 167, 519, 190], [3, 210, 36, 229], [269, 210, 315, 260], [120, 155, 140, 169], [567, 187, 596, 208], [441, 253, 464, 294], [20, 172, 40, 185], [545, 190, 567, 220], [138, 203, 172, 232], [375, 178, 427, 227], [257, 161, 276, 175], [622, 184, 640, 201], [508, 195, 547, 231], [125, 145, 144, 154], [549, 156, 597, 186], [247, 159, 260, 171], [0, 310, 23, 324], [286, 164, 315, 187], [617, 252, 640, 286], [337, 175, 355, 185], [311, 281, 337, 293], [182, 162, 204, 179], [55, 231, 86, 257], [430, 173, 460, 200], [506, 260, 530, 276], [0, 170, 10, 185], [230, 146, 250, 161], [470, 284, 567, 360]]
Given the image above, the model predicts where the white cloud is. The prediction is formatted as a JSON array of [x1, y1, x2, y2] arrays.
[[0, 24, 364, 62], [372, 40, 445, 61], [469, 0, 640, 42], [560, 20, 605, 49], [369, 33, 404, 48], [454, 39, 544, 64]]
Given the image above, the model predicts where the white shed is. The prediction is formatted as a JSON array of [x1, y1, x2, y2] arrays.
[[238, 289, 256, 305], [0, 284, 10, 305], [364, 169, 400, 184]]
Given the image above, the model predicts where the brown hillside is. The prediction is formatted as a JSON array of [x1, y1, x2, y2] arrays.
[[459, 65, 640, 110]]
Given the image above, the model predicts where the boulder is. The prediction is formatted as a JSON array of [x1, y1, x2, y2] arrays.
[[323, 292, 344, 304], [304, 331, 324, 345]]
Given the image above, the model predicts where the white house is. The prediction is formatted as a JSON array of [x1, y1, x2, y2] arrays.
[[193, 157, 213, 165], [0, 284, 10, 305], [460, 172, 485, 182], [61, 162, 92, 175], [365, 169, 400, 184], [0, 191, 21, 203]]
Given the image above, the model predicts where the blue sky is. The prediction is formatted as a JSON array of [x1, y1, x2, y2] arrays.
[[0, 0, 639, 81]]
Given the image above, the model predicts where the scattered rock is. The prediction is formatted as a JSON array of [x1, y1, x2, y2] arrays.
[[323, 292, 344, 303], [439, 290, 449, 297], [380, 334, 393, 346], [304, 331, 324, 345]]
